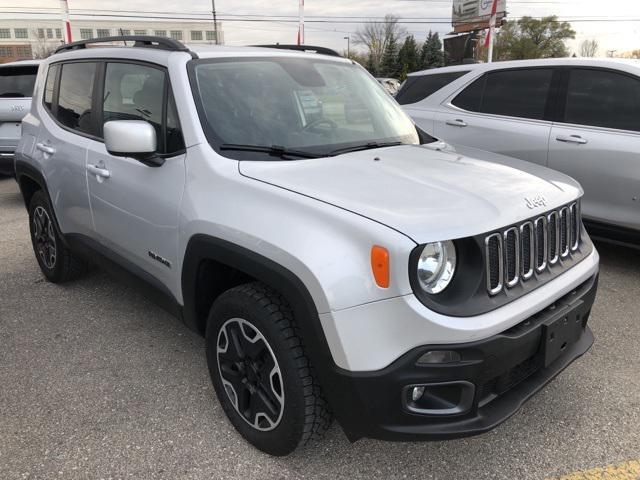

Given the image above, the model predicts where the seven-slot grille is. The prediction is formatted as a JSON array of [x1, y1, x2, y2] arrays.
[[485, 202, 581, 295]]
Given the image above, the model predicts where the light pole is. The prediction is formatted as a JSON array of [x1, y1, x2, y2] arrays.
[[211, 0, 219, 45], [344, 36, 350, 57]]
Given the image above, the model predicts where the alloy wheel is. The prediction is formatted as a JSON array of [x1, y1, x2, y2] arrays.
[[216, 318, 285, 431], [33, 206, 57, 269]]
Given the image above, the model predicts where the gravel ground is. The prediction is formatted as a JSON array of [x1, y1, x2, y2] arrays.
[[0, 176, 638, 480]]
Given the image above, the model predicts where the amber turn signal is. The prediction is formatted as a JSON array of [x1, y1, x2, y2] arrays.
[[371, 245, 390, 288]]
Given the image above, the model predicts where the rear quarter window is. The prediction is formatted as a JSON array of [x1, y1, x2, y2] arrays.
[[395, 71, 469, 105], [0, 65, 38, 98]]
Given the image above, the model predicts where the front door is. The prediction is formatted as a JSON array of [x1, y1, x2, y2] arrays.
[[85, 61, 186, 292], [435, 67, 555, 167]]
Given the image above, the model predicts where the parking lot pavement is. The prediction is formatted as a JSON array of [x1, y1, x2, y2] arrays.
[[0, 175, 638, 480]]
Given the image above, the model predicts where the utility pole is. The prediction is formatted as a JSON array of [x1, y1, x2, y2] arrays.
[[297, 0, 304, 45], [211, 0, 219, 45], [344, 36, 350, 57], [59, 0, 72, 44]]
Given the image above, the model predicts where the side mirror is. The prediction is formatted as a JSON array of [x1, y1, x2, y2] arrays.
[[104, 120, 164, 166]]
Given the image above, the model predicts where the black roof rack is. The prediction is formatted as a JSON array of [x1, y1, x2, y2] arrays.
[[54, 35, 197, 57], [254, 44, 342, 57]]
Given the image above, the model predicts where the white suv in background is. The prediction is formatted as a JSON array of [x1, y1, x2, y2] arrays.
[[16, 37, 599, 455], [400, 59, 640, 245], [0, 60, 41, 176]]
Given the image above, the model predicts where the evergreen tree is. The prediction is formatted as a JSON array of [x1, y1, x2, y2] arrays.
[[380, 33, 400, 78], [421, 31, 444, 69], [397, 35, 420, 80]]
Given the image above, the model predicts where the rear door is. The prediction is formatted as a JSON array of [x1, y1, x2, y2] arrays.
[[85, 61, 186, 291], [434, 67, 555, 166], [549, 67, 640, 231], [30, 61, 97, 237], [0, 64, 38, 166]]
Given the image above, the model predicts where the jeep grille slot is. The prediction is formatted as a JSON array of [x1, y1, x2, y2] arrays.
[[485, 202, 582, 295], [548, 211, 559, 265], [504, 227, 519, 288], [485, 233, 503, 295], [520, 222, 534, 280], [559, 207, 570, 257], [534, 216, 547, 273], [570, 202, 580, 251]]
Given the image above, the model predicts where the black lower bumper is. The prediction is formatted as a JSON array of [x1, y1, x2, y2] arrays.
[[0, 152, 15, 176], [329, 274, 598, 442]]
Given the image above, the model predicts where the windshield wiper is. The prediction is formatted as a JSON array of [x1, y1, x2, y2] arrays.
[[220, 143, 322, 159], [328, 141, 404, 156]]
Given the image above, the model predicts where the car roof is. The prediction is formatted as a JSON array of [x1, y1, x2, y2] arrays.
[[45, 44, 352, 67], [0, 59, 42, 68], [408, 57, 640, 77]]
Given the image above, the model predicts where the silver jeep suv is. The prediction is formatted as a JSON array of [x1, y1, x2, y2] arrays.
[[16, 36, 599, 456]]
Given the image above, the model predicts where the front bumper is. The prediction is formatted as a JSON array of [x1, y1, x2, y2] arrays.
[[330, 273, 598, 442]]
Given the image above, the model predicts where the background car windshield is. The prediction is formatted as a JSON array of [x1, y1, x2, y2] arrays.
[[0, 66, 38, 98], [193, 57, 419, 157]]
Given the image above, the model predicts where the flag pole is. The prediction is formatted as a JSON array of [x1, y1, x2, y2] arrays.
[[59, 0, 72, 43], [486, 0, 498, 62], [297, 0, 305, 45]]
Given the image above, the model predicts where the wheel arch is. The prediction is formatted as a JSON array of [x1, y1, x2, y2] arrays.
[[180, 234, 354, 421]]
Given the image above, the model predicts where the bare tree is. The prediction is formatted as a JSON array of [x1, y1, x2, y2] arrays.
[[30, 28, 57, 59], [579, 39, 599, 57], [354, 14, 406, 74]]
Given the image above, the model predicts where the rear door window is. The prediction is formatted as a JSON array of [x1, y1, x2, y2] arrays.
[[395, 71, 469, 105], [452, 68, 554, 120], [563, 68, 640, 132], [0, 65, 38, 98], [57, 62, 98, 135]]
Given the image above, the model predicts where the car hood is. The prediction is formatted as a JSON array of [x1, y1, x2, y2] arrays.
[[239, 143, 583, 243]]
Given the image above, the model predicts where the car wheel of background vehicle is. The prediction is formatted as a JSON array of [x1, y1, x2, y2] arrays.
[[205, 282, 332, 456], [28, 190, 88, 283]]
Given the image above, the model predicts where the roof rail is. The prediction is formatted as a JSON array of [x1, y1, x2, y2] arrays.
[[54, 35, 197, 57], [254, 44, 342, 57]]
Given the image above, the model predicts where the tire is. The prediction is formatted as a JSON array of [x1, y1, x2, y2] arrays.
[[28, 190, 88, 283], [205, 282, 332, 456]]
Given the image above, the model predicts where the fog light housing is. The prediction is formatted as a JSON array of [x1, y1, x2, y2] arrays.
[[403, 381, 475, 415], [417, 350, 461, 365]]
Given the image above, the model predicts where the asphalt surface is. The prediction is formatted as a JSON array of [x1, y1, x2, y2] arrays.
[[0, 176, 638, 480]]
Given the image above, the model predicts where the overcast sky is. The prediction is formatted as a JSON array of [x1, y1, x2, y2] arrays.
[[7, 0, 640, 56]]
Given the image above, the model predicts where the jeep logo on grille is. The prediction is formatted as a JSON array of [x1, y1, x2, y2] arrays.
[[525, 195, 548, 209], [10, 105, 25, 112]]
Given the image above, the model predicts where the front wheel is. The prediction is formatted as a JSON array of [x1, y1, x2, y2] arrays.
[[205, 282, 332, 456]]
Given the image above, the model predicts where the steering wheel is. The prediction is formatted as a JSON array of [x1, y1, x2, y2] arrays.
[[302, 117, 338, 134]]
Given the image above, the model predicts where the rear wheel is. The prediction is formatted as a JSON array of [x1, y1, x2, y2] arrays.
[[205, 282, 332, 456], [28, 190, 88, 283]]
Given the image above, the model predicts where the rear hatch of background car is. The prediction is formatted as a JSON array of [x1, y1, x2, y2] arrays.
[[0, 64, 38, 153]]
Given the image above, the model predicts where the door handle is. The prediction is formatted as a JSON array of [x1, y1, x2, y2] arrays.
[[556, 135, 588, 145], [446, 118, 467, 127], [87, 164, 111, 179], [36, 143, 56, 155]]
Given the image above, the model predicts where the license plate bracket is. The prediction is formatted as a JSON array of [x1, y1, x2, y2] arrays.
[[543, 300, 584, 367]]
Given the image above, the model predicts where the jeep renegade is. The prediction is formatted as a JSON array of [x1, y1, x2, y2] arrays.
[[15, 37, 599, 456]]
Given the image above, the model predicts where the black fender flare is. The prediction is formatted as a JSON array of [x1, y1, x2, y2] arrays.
[[181, 234, 364, 436]]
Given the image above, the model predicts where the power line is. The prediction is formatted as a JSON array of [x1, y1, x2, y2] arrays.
[[3, 9, 640, 24]]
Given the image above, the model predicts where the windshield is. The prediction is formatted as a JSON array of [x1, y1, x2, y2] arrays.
[[0, 66, 38, 98], [191, 57, 420, 159]]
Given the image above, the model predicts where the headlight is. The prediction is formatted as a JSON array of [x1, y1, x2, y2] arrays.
[[416, 241, 457, 294]]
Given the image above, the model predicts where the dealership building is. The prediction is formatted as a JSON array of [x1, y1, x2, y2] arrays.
[[0, 18, 225, 63]]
